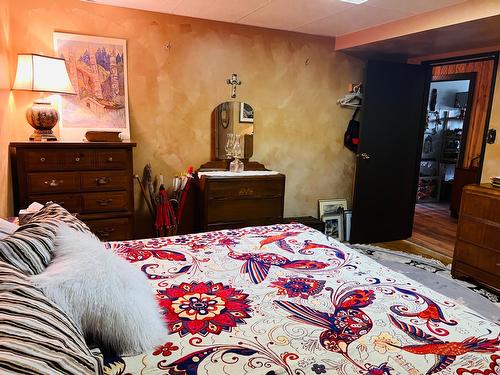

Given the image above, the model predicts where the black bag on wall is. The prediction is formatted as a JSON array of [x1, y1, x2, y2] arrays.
[[344, 108, 360, 153]]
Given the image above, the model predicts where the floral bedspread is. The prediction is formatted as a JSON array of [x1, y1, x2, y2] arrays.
[[105, 224, 499, 375]]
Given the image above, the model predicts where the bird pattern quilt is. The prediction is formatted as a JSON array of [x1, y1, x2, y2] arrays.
[[104, 224, 499, 375]]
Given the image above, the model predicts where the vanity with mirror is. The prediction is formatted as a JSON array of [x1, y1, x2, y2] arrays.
[[196, 101, 286, 231]]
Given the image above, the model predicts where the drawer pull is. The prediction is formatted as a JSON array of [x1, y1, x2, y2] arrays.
[[44, 179, 63, 187], [96, 177, 112, 185], [238, 187, 255, 196], [75, 157, 81, 162], [96, 198, 113, 206], [40, 157, 46, 163], [96, 227, 116, 238], [107, 157, 113, 162]]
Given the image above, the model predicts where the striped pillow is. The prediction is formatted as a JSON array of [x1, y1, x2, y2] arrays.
[[0, 221, 58, 275], [27, 202, 91, 234], [0, 261, 103, 374]]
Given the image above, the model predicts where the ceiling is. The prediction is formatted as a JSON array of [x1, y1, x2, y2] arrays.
[[341, 13, 500, 60], [83, 0, 467, 37]]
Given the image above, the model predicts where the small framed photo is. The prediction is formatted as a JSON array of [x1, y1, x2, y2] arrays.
[[239, 102, 254, 123], [318, 198, 347, 218], [323, 213, 344, 241]]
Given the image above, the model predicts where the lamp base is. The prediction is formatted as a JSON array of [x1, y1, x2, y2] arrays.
[[26, 99, 59, 142], [29, 129, 58, 141]]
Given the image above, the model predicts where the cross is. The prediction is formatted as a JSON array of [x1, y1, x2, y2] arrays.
[[226, 73, 241, 98]]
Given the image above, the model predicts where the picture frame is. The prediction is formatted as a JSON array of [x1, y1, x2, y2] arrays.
[[318, 198, 348, 218], [53, 32, 130, 141], [323, 213, 344, 241], [239, 102, 254, 123]]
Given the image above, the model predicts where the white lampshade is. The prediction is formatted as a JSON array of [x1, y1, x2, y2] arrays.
[[12, 53, 76, 95]]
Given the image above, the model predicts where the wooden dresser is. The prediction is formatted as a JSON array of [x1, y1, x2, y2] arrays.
[[196, 172, 285, 232], [10, 142, 136, 241], [452, 184, 500, 291]]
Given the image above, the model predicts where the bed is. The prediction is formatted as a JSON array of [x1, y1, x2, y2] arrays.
[[104, 223, 499, 375]]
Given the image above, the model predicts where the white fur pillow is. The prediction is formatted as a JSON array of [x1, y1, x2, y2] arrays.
[[32, 224, 165, 356]]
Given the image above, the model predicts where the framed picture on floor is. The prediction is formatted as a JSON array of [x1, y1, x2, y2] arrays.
[[343, 210, 352, 242], [53, 32, 130, 141], [318, 198, 347, 218], [323, 213, 344, 241]]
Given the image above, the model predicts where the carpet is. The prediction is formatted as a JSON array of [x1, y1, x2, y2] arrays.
[[349, 243, 500, 322]]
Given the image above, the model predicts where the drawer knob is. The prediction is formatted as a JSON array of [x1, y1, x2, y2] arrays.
[[96, 177, 112, 185], [96, 198, 113, 206], [75, 157, 81, 162], [107, 157, 113, 162], [44, 179, 63, 187], [40, 157, 46, 163]]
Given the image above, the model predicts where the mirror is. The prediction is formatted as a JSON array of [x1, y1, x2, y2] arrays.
[[213, 101, 254, 160]]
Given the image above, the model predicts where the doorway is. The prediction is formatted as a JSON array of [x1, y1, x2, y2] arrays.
[[408, 53, 498, 258]]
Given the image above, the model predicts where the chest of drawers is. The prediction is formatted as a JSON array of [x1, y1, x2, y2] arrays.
[[197, 173, 285, 232], [452, 184, 500, 292], [10, 142, 136, 241]]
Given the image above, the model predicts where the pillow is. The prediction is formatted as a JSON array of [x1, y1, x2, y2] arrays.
[[32, 224, 165, 356], [0, 260, 102, 375], [27, 202, 92, 234], [0, 218, 18, 239], [0, 221, 58, 275]]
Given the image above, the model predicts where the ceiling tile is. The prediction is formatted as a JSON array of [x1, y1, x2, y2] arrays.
[[237, 0, 354, 30], [368, 0, 466, 15], [172, 0, 272, 22], [88, 0, 473, 37], [295, 4, 411, 36]]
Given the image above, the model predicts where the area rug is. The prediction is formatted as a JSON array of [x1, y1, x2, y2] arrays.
[[348, 243, 500, 322]]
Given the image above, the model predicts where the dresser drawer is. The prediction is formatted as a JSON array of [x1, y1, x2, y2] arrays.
[[27, 172, 81, 194], [28, 193, 82, 212], [207, 197, 283, 223], [81, 171, 129, 191], [82, 191, 129, 213], [85, 217, 131, 241], [207, 178, 283, 199], [96, 149, 128, 170], [462, 191, 500, 224], [454, 240, 500, 275], [25, 150, 93, 171]]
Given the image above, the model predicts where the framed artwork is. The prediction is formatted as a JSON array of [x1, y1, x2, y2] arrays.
[[239, 102, 254, 123], [323, 213, 344, 241], [53, 32, 130, 140], [318, 198, 348, 219]]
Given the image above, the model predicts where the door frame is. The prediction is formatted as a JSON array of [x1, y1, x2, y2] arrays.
[[422, 51, 499, 182], [429, 72, 476, 168]]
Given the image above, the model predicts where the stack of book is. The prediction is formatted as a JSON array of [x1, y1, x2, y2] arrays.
[[491, 176, 500, 188]]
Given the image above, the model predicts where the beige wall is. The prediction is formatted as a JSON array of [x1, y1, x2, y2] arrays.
[[0, 1, 11, 218], [1, 0, 364, 234]]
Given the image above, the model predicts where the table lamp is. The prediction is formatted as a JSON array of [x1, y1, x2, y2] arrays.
[[12, 53, 76, 141]]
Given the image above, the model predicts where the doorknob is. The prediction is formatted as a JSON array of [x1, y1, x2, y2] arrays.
[[357, 152, 371, 160]]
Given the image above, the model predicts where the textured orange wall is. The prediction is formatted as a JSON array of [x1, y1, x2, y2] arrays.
[[1, 0, 364, 234], [0, 1, 12, 218]]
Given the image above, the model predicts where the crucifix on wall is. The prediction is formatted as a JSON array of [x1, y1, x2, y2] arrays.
[[226, 73, 241, 98]]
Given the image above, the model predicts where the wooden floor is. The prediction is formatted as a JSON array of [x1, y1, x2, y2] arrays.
[[374, 239, 452, 265], [408, 202, 458, 258]]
